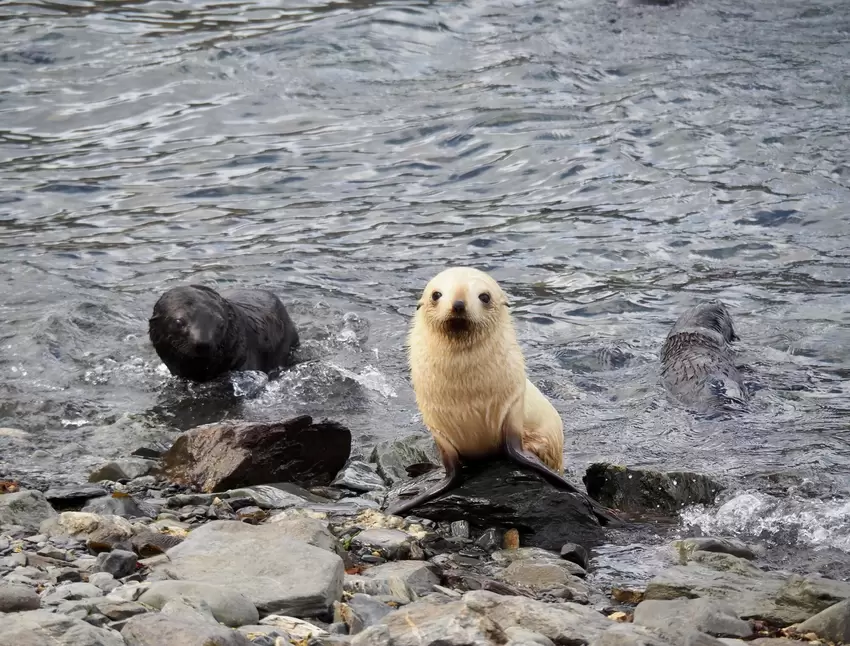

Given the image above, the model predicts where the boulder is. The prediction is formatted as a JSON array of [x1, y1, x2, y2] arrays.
[[360, 561, 440, 597], [384, 459, 605, 551], [634, 598, 753, 638], [0, 609, 124, 646], [583, 463, 723, 515], [158, 415, 351, 491], [0, 584, 41, 612], [793, 598, 850, 642], [150, 520, 344, 617], [498, 560, 589, 602], [40, 512, 133, 550], [335, 593, 394, 634], [265, 516, 339, 553], [95, 549, 138, 579], [121, 613, 252, 646], [369, 434, 441, 485], [88, 459, 157, 483], [138, 580, 259, 627], [351, 529, 415, 560], [0, 491, 57, 532], [82, 495, 158, 519]]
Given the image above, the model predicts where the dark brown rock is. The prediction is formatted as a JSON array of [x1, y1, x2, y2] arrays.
[[384, 459, 605, 551], [583, 463, 723, 516], [158, 415, 351, 492]]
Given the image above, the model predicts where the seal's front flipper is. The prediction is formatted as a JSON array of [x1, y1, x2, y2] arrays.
[[384, 446, 464, 517], [502, 422, 623, 527]]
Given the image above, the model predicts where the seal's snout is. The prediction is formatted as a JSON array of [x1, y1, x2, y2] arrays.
[[451, 300, 466, 314]]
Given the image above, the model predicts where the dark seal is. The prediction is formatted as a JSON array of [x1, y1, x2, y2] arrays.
[[148, 285, 299, 383], [660, 299, 747, 413]]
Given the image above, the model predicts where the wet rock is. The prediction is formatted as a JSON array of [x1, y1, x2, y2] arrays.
[[335, 593, 393, 634], [0, 609, 125, 645], [0, 583, 41, 612], [360, 561, 440, 597], [43, 485, 109, 508], [89, 459, 157, 483], [266, 516, 339, 553], [149, 520, 344, 617], [82, 495, 158, 519], [0, 491, 58, 532], [491, 547, 586, 577], [221, 484, 321, 510], [634, 598, 753, 638], [159, 415, 352, 492], [498, 560, 589, 602], [351, 529, 415, 560], [369, 434, 441, 486], [351, 589, 615, 645], [475, 528, 500, 551], [96, 549, 137, 579], [332, 461, 387, 493], [40, 512, 133, 547], [138, 580, 259, 627], [794, 598, 850, 642], [121, 612, 252, 646], [644, 557, 850, 625], [560, 543, 589, 570], [674, 537, 756, 561], [583, 463, 722, 515], [385, 459, 605, 551]]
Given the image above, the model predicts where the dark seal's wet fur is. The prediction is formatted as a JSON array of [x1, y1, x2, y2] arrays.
[[660, 300, 747, 413], [149, 285, 299, 383]]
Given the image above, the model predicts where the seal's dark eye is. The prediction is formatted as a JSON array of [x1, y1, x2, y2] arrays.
[[478, 293, 491, 304], [431, 291, 442, 302], [175, 318, 187, 328]]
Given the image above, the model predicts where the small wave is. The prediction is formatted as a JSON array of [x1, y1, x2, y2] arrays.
[[328, 363, 397, 399], [681, 490, 850, 553]]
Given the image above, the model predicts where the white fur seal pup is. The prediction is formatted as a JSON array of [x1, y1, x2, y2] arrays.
[[660, 299, 747, 412], [149, 285, 299, 383], [386, 267, 619, 525]]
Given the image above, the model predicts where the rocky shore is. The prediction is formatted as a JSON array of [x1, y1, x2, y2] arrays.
[[1, 416, 848, 646]]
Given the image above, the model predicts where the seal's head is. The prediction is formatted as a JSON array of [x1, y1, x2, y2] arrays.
[[415, 267, 510, 342], [668, 299, 739, 344], [148, 285, 232, 361]]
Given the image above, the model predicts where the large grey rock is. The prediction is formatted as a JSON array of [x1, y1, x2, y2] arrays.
[[82, 495, 157, 519], [158, 416, 352, 492], [138, 580, 259, 627], [151, 520, 344, 617], [360, 561, 440, 597], [351, 589, 615, 645], [583, 463, 722, 515], [336, 593, 393, 634], [220, 484, 320, 510], [634, 598, 753, 638], [498, 560, 589, 602], [333, 461, 387, 493], [491, 547, 587, 577], [673, 537, 756, 561], [96, 549, 138, 579], [369, 434, 440, 486], [0, 609, 124, 645], [0, 583, 41, 612], [40, 512, 133, 545], [644, 558, 850, 625], [89, 459, 157, 483], [351, 529, 414, 560], [0, 491, 57, 532], [266, 516, 339, 553], [794, 598, 850, 642], [121, 612, 252, 646], [384, 459, 607, 551]]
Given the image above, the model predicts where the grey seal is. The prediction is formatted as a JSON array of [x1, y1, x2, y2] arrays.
[[660, 299, 747, 413], [149, 284, 298, 383]]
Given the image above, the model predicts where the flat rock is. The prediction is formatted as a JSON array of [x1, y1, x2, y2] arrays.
[[491, 547, 586, 577], [266, 516, 339, 553], [498, 560, 590, 602], [43, 486, 108, 507], [332, 461, 387, 493], [634, 598, 753, 638], [121, 613, 252, 646], [384, 459, 606, 551], [0, 609, 124, 646], [369, 434, 441, 486], [644, 558, 850, 625], [360, 561, 440, 597], [138, 580, 259, 627], [794, 598, 850, 642], [351, 589, 615, 645], [150, 520, 344, 617], [158, 415, 352, 491], [583, 463, 722, 515], [89, 459, 157, 483], [0, 491, 58, 532], [220, 484, 321, 510], [0, 583, 41, 612]]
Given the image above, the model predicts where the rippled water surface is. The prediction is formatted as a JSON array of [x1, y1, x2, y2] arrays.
[[2, 0, 850, 582]]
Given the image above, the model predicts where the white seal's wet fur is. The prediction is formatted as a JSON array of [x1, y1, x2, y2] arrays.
[[386, 266, 619, 525]]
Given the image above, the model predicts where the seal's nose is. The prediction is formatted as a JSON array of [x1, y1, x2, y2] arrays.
[[452, 300, 466, 314]]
